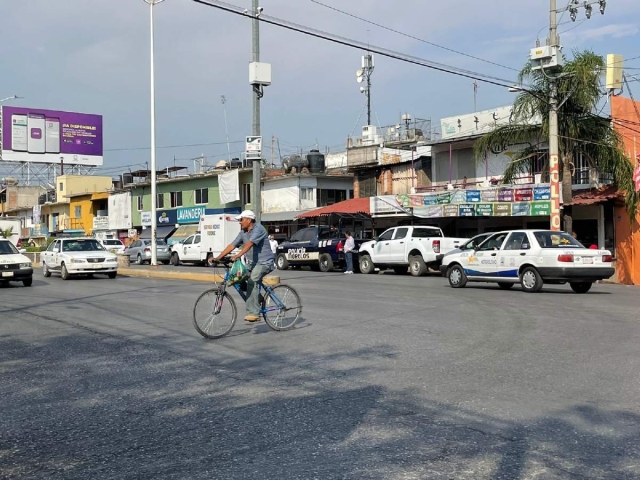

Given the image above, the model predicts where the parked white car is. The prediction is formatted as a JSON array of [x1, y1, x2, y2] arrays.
[[358, 226, 467, 276], [42, 237, 118, 280], [0, 239, 33, 287], [99, 238, 126, 254], [440, 229, 614, 293]]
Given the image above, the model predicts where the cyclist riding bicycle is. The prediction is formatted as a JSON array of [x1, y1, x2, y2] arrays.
[[209, 209, 274, 323]]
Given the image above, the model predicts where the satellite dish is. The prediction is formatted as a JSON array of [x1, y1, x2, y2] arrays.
[[356, 69, 363, 77], [357, 76, 364, 84]]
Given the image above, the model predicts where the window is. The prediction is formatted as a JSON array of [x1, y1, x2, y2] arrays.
[[242, 184, 252, 206], [47, 241, 59, 252], [394, 228, 409, 240], [318, 228, 340, 240], [290, 230, 305, 242], [194, 235, 201, 244], [358, 172, 377, 198], [74, 206, 81, 219], [183, 236, 194, 245], [318, 189, 347, 207], [157, 194, 164, 209], [478, 233, 508, 251], [378, 230, 394, 241], [59, 182, 63, 192], [533, 231, 582, 248], [137, 196, 144, 211], [170, 191, 183, 208], [301, 229, 316, 242], [195, 188, 209, 205], [504, 232, 530, 250], [301, 188, 315, 201], [412, 228, 442, 239]]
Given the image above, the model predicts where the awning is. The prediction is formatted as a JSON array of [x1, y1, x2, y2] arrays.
[[566, 185, 623, 206], [262, 210, 311, 222], [139, 225, 176, 240], [167, 224, 199, 245], [295, 197, 371, 219]]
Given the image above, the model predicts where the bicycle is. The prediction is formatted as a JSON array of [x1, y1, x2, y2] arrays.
[[193, 259, 303, 339]]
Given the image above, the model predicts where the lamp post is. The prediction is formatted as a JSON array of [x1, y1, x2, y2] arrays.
[[143, 0, 164, 265]]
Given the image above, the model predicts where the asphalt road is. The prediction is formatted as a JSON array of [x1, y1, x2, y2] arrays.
[[1, 269, 639, 479]]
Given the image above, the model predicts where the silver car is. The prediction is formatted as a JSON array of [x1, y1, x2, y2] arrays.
[[126, 239, 171, 265]]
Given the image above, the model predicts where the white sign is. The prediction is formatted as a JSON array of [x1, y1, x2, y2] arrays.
[[93, 216, 110, 231], [128, 228, 138, 238], [141, 211, 152, 227], [245, 135, 262, 160]]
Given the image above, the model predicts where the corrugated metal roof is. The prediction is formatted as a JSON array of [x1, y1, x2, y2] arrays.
[[295, 197, 370, 219], [567, 186, 622, 206]]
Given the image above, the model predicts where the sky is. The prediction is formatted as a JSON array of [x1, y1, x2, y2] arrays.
[[1, 0, 640, 178]]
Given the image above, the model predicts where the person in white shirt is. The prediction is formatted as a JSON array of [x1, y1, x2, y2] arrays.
[[269, 235, 278, 254], [344, 231, 355, 274]]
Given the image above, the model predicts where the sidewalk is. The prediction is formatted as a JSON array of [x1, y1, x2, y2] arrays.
[[35, 263, 280, 286]]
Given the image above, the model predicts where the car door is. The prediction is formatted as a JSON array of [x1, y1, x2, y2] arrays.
[[468, 232, 509, 279], [388, 227, 409, 262], [181, 235, 194, 260], [53, 240, 64, 269], [498, 232, 531, 279], [374, 229, 396, 263], [128, 240, 139, 258], [43, 240, 59, 269]]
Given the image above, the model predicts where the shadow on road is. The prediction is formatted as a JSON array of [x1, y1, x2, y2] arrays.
[[1, 332, 638, 479]]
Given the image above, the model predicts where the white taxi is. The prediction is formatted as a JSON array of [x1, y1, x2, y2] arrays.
[[0, 239, 33, 287], [439, 230, 615, 293], [42, 237, 118, 280]]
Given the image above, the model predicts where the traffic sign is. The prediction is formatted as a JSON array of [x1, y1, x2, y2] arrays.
[[245, 136, 262, 160]]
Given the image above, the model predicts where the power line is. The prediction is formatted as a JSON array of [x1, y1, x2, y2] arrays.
[[104, 139, 245, 153], [191, 0, 529, 92], [309, 0, 519, 72]]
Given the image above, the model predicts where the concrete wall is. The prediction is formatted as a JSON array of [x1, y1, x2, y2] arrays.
[[4, 185, 45, 210], [58, 175, 112, 203]]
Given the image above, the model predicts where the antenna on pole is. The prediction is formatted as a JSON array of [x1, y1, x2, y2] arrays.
[[221, 95, 231, 161], [356, 53, 374, 126]]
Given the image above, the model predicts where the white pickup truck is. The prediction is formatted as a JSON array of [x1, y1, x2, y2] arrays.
[[358, 226, 468, 276], [170, 215, 240, 266]]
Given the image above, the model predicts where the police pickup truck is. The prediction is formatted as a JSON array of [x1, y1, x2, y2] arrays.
[[275, 226, 361, 272]]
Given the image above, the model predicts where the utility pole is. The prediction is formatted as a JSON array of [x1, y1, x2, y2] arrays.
[[548, 0, 561, 231], [473, 81, 478, 112], [356, 54, 374, 126], [221, 95, 231, 162], [251, 0, 261, 221]]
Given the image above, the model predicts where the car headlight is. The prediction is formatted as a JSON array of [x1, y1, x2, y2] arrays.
[[19, 263, 32, 269], [70, 258, 87, 263], [107, 258, 118, 262]]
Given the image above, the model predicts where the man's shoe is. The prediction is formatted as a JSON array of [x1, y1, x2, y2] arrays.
[[244, 315, 260, 322]]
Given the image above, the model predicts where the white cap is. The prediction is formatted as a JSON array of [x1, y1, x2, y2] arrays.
[[235, 209, 256, 221]]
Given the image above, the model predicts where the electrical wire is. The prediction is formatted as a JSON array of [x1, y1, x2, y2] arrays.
[[190, 0, 532, 92], [104, 139, 245, 152], [309, 0, 519, 72]]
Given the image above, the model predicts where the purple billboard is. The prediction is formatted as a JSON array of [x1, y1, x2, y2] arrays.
[[1, 106, 103, 166]]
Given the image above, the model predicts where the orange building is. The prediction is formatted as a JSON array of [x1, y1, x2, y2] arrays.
[[611, 95, 640, 285]]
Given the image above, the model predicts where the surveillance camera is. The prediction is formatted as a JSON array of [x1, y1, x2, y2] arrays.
[[258, 6, 264, 12], [243, 8, 248, 14]]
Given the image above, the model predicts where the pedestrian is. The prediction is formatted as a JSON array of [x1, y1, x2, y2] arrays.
[[344, 231, 355, 274], [269, 234, 278, 254]]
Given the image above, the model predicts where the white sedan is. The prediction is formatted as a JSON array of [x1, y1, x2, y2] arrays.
[[439, 229, 615, 293], [42, 237, 118, 280]]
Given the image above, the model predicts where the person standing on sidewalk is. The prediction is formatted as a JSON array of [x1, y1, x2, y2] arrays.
[[344, 231, 355, 274], [211, 210, 274, 322]]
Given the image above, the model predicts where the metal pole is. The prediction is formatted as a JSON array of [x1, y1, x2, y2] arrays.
[[548, 0, 561, 231], [147, 0, 163, 264], [221, 95, 231, 161], [252, 0, 261, 221], [366, 56, 372, 126]]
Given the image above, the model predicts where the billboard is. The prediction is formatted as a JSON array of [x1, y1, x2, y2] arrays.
[[1, 106, 103, 166]]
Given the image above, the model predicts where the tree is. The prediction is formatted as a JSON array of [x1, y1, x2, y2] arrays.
[[474, 50, 638, 233]]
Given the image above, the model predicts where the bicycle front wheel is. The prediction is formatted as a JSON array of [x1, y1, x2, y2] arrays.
[[193, 288, 237, 339], [262, 284, 302, 331]]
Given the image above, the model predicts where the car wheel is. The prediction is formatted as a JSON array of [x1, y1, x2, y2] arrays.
[[108, 272, 117, 279], [447, 264, 467, 288], [276, 254, 289, 270], [136, 254, 143, 265], [520, 267, 543, 293], [61, 263, 70, 281], [569, 282, 592, 294], [22, 278, 33, 287], [319, 253, 334, 272], [42, 262, 51, 278], [497, 282, 514, 290], [171, 253, 180, 266], [409, 255, 427, 277], [359, 254, 375, 274]]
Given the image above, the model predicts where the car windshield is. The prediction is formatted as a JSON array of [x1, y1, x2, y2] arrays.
[[0, 241, 19, 255], [533, 231, 584, 248], [62, 239, 105, 252]]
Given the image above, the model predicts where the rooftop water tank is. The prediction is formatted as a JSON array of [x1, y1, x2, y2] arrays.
[[307, 149, 325, 174]]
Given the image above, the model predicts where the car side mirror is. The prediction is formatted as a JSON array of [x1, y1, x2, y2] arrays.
[[373, 236, 379, 242]]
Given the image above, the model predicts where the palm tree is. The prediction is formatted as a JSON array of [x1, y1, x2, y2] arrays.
[[0, 227, 13, 239], [474, 50, 638, 233]]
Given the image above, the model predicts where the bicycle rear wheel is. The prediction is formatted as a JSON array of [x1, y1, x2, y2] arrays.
[[262, 284, 302, 331], [193, 288, 237, 339]]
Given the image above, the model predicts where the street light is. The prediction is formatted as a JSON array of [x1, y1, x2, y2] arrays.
[[143, 0, 164, 266], [0, 95, 23, 103]]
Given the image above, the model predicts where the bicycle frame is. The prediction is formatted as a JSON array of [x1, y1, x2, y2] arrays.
[[216, 265, 286, 316]]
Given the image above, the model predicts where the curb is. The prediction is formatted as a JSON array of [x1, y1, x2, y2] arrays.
[[117, 267, 280, 286]]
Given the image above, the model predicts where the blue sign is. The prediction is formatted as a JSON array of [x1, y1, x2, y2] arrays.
[[512, 202, 531, 216], [157, 209, 178, 225], [533, 186, 551, 201], [177, 206, 206, 224], [459, 204, 476, 216], [465, 190, 481, 203], [205, 207, 242, 215]]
